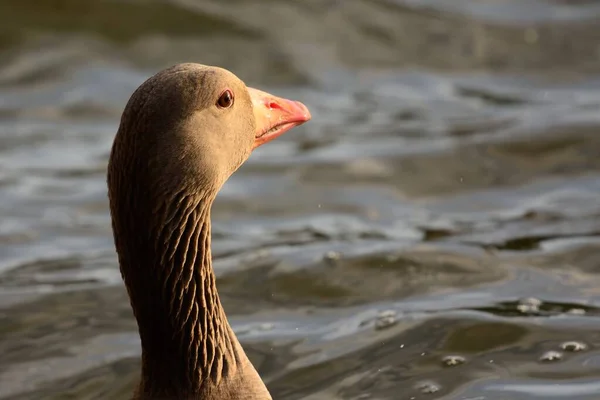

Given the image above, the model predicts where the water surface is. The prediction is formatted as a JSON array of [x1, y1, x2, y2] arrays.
[[2, 1, 600, 399]]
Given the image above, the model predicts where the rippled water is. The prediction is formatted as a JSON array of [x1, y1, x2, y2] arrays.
[[2, 1, 600, 399]]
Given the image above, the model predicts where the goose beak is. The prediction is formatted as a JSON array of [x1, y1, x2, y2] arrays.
[[249, 87, 311, 149]]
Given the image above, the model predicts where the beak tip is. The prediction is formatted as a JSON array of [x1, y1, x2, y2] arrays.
[[296, 101, 312, 122]]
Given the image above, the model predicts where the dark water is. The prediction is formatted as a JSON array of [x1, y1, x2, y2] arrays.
[[2, 1, 600, 399]]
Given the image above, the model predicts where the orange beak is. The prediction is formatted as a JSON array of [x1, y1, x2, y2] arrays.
[[248, 87, 311, 149]]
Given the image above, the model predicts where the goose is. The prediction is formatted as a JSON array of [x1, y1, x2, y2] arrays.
[[107, 63, 311, 399]]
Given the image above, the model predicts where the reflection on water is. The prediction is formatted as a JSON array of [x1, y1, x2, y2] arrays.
[[2, 1, 600, 399]]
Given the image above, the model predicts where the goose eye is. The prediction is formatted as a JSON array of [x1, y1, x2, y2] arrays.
[[217, 90, 234, 108]]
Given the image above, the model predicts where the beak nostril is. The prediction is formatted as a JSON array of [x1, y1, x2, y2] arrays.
[[268, 101, 282, 110]]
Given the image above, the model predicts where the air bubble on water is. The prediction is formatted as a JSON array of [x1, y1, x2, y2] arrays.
[[561, 341, 587, 352], [517, 297, 542, 314], [378, 309, 396, 318], [415, 381, 441, 394], [258, 323, 274, 331], [375, 316, 396, 330], [323, 250, 341, 263], [539, 350, 563, 362], [442, 355, 466, 367], [375, 309, 397, 330]]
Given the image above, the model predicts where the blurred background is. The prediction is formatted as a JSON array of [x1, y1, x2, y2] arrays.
[[2, 0, 600, 399]]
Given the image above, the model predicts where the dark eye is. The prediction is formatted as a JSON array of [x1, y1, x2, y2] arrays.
[[217, 90, 234, 108]]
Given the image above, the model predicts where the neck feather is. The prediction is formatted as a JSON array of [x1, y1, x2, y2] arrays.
[[114, 189, 240, 397]]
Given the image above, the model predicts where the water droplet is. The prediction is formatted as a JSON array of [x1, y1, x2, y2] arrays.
[[568, 308, 586, 315], [323, 250, 341, 263], [517, 297, 542, 313], [539, 350, 563, 362], [416, 381, 441, 394], [442, 355, 466, 367], [561, 341, 587, 352]]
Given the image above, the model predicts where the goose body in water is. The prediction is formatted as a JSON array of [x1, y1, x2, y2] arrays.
[[107, 63, 311, 399]]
